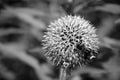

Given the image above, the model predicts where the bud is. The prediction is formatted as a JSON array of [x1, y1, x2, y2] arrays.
[[43, 15, 99, 70]]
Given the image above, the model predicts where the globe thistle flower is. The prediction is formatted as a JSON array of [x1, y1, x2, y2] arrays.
[[43, 15, 99, 70]]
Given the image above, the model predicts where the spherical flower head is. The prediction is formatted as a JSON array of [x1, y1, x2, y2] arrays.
[[43, 15, 99, 70]]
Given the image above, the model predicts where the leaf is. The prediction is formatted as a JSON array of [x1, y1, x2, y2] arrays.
[[0, 43, 52, 80], [95, 4, 120, 14], [102, 54, 120, 80], [4, 7, 46, 30]]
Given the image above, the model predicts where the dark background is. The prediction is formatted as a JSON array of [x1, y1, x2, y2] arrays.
[[0, 0, 120, 80]]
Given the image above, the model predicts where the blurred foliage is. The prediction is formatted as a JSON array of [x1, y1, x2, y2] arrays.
[[0, 0, 120, 80]]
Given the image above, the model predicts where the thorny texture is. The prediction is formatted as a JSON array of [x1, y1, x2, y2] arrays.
[[43, 15, 99, 70]]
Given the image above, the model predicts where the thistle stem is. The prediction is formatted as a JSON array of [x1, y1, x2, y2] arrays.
[[59, 67, 67, 80], [59, 62, 69, 80]]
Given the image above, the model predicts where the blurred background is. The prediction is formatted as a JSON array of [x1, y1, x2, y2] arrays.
[[0, 0, 120, 80]]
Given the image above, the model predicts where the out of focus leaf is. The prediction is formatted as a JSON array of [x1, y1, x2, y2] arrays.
[[3, 7, 47, 30], [71, 65, 106, 78], [0, 64, 15, 80], [95, 4, 120, 14], [102, 52, 120, 80], [0, 43, 52, 80], [71, 75, 82, 80], [115, 18, 120, 24]]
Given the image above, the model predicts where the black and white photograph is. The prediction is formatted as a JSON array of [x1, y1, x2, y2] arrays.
[[0, 0, 120, 80]]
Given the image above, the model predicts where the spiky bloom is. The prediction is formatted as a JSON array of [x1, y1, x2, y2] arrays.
[[43, 15, 99, 70]]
